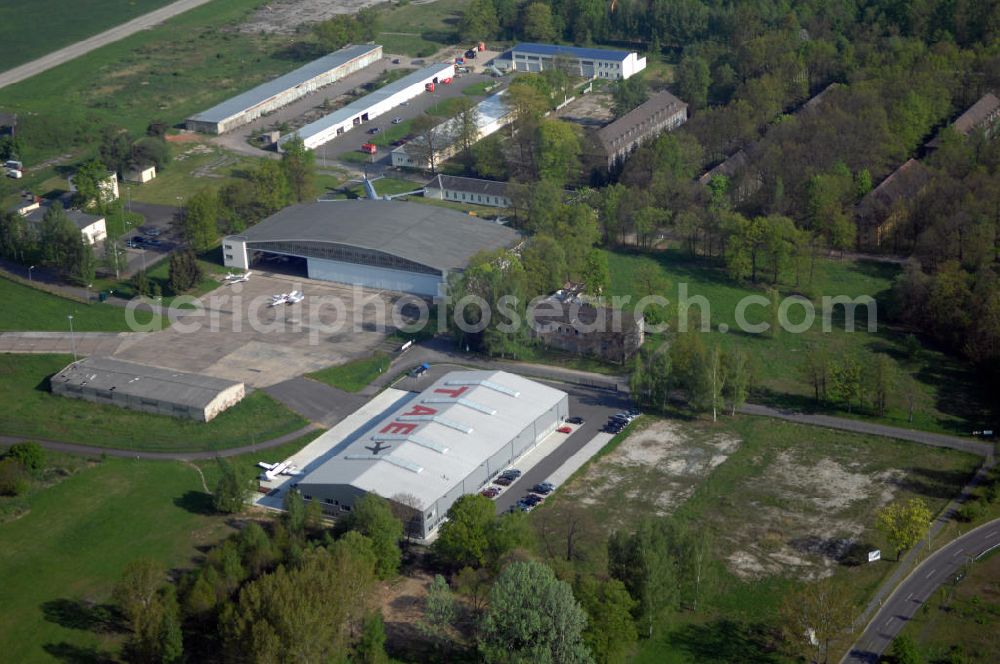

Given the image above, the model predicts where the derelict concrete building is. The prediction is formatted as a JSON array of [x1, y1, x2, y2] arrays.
[[295, 370, 569, 537], [186, 44, 383, 134], [50, 357, 245, 421]]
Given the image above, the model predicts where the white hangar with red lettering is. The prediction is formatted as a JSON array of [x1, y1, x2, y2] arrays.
[[295, 370, 569, 537]]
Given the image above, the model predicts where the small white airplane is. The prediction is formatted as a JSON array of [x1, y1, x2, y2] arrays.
[[257, 461, 302, 481], [285, 290, 304, 304], [223, 270, 252, 283], [269, 293, 289, 306]]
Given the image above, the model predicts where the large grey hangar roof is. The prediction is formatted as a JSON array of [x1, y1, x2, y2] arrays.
[[51, 357, 243, 409], [235, 200, 520, 272], [297, 370, 568, 509], [188, 44, 381, 124]]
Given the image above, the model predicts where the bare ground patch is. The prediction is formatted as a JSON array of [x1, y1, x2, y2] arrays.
[[723, 451, 905, 581], [238, 0, 389, 35], [561, 420, 740, 527]]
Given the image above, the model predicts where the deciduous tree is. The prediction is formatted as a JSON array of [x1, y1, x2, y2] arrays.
[[876, 498, 933, 560], [479, 561, 592, 663]]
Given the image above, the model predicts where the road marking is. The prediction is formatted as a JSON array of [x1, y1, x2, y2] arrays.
[[952, 548, 964, 556], [926, 569, 936, 578], [884, 617, 893, 627], [988, 531, 999, 538], [906, 593, 913, 600]]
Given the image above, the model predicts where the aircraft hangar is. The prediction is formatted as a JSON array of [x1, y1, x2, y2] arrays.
[[294, 370, 569, 538], [222, 200, 521, 297]]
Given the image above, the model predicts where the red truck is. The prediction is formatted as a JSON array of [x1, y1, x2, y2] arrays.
[[425, 82, 435, 92], [361, 143, 377, 154]]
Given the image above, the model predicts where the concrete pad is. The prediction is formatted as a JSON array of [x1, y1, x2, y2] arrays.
[[110, 273, 400, 387]]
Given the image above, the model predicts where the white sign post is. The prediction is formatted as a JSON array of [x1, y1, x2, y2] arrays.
[[868, 549, 881, 563]]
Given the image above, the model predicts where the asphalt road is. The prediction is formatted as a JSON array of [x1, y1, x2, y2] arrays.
[[0, 424, 320, 461], [843, 517, 1000, 663], [0, 0, 216, 89]]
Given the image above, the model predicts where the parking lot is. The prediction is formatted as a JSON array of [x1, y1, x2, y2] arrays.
[[110, 272, 403, 387], [311, 70, 498, 167]]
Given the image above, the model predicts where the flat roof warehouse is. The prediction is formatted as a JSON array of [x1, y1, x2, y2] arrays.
[[187, 44, 383, 133], [296, 370, 569, 535]]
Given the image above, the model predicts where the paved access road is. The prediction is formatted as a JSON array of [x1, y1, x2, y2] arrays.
[[0, 424, 320, 461], [0, 0, 215, 89], [843, 517, 1000, 663]]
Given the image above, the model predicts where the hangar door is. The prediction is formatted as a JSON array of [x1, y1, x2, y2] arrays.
[[307, 257, 442, 296]]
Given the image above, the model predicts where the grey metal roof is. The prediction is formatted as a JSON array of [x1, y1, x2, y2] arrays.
[[427, 174, 508, 198], [22, 204, 103, 231], [512, 42, 633, 62], [597, 89, 687, 151], [189, 44, 382, 124], [234, 200, 520, 272], [297, 370, 568, 509], [285, 62, 455, 145], [51, 357, 243, 409]]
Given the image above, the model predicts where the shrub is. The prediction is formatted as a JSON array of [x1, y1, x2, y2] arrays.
[[0, 458, 30, 496]]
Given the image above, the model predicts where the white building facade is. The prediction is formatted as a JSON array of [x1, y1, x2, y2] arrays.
[[510, 43, 646, 80], [280, 62, 456, 151]]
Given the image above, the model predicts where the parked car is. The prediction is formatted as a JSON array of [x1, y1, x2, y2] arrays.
[[500, 468, 522, 479], [361, 143, 377, 154], [493, 476, 513, 486], [480, 487, 500, 498], [392, 58, 401, 64], [556, 426, 572, 434], [465, 49, 477, 58], [522, 494, 543, 506], [392, 117, 403, 124], [145, 238, 162, 246], [131, 236, 145, 244], [410, 363, 429, 377], [566, 416, 584, 425], [532, 482, 555, 495], [367, 126, 381, 134]]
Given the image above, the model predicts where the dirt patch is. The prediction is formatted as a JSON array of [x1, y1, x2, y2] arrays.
[[166, 132, 202, 143], [562, 420, 741, 524], [238, 0, 388, 35], [723, 451, 905, 581]]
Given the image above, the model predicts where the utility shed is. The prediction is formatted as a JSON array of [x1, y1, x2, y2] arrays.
[[50, 357, 246, 421], [295, 370, 569, 537]]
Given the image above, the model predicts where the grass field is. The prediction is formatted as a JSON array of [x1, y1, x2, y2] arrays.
[[0, 457, 232, 663], [0, 354, 308, 452], [0, 275, 158, 332], [0, 0, 304, 165], [128, 141, 261, 206], [307, 352, 391, 392], [91, 245, 229, 307], [376, 0, 469, 57], [898, 549, 1000, 663], [605, 248, 991, 435], [0, 0, 176, 71], [533, 414, 981, 663]]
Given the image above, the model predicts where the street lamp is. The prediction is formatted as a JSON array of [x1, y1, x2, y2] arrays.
[[67, 314, 77, 361], [27, 265, 35, 281], [86, 283, 92, 302]]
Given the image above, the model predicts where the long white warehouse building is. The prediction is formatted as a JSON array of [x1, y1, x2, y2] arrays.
[[278, 61, 455, 151], [391, 91, 514, 169], [186, 44, 383, 134], [296, 370, 569, 538]]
